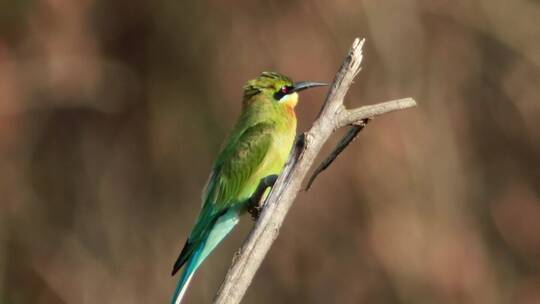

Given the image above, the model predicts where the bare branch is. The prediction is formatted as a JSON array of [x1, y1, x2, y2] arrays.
[[305, 119, 369, 191], [338, 97, 417, 128], [213, 38, 417, 304]]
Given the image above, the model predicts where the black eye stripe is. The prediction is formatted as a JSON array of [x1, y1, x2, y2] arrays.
[[274, 92, 284, 100]]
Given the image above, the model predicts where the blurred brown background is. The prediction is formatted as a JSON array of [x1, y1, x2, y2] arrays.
[[1, 0, 540, 303]]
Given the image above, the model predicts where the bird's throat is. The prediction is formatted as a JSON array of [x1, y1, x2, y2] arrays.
[[279, 92, 298, 108]]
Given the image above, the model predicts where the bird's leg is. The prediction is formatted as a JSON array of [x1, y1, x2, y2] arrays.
[[247, 174, 278, 221]]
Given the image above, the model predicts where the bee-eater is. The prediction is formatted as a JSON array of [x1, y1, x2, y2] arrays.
[[171, 72, 326, 304]]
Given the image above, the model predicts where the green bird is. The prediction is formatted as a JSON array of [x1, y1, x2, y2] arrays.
[[171, 72, 326, 304]]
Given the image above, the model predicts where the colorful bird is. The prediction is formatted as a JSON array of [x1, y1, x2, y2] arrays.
[[171, 72, 326, 304]]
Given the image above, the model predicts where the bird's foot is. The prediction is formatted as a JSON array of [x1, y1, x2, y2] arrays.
[[247, 174, 278, 221], [248, 204, 263, 221]]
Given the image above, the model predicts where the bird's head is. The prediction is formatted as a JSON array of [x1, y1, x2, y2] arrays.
[[243, 72, 326, 108]]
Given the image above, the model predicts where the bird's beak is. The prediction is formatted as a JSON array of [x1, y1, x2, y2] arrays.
[[291, 81, 328, 93]]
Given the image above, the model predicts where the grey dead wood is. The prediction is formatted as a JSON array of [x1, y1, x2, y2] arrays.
[[213, 38, 417, 304]]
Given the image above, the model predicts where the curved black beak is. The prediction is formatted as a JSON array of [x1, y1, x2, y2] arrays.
[[291, 81, 328, 93]]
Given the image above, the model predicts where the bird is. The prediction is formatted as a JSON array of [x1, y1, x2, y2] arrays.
[[170, 72, 326, 304]]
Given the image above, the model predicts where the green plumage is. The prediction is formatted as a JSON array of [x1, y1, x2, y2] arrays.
[[171, 72, 325, 304]]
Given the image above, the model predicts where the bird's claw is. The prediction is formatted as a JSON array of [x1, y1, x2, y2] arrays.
[[247, 174, 278, 221], [248, 204, 263, 221]]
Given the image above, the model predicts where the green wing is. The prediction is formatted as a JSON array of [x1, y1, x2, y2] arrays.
[[172, 122, 274, 274], [210, 122, 275, 208]]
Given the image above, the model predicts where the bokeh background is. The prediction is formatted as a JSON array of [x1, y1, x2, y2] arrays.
[[1, 0, 540, 303]]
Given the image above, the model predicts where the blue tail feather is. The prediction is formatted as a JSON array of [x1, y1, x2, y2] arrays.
[[171, 245, 203, 304], [170, 209, 240, 304]]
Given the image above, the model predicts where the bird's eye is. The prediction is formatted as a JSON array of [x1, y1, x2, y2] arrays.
[[274, 85, 293, 101]]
